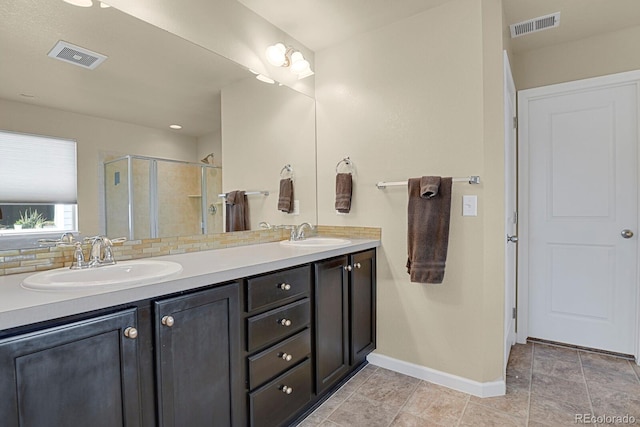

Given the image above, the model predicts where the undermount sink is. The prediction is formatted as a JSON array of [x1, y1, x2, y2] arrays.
[[22, 260, 183, 291], [280, 237, 351, 248]]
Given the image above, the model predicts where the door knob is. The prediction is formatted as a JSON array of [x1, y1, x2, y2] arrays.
[[507, 235, 518, 243], [621, 229, 634, 239]]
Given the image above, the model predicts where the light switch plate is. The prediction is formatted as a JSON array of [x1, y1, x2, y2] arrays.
[[292, 200, 300, 215], [462, 195, 477, 216]]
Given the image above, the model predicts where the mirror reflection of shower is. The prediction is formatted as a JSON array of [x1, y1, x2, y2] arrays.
[[104, 155, 222, 240]]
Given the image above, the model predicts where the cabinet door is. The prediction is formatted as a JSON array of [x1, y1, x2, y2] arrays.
[[155, 283, 240, 427], [314, 256, 349, 394], [350, 249, 377, 366], [0, 309, 141, 427]]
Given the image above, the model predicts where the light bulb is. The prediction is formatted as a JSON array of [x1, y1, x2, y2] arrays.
[[290, 51, 310, 74], [265, 43, 287, 67]]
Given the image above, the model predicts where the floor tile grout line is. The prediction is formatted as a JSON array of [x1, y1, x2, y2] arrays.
[[526, 342, 534, 426], [454, 394, 471, 427], [384, 379, 421, 427], [577, 351, 596, 417]]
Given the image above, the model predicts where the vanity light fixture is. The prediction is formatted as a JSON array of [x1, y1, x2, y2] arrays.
[[265, 43, 313, 79], [169, 124, 182, 130]]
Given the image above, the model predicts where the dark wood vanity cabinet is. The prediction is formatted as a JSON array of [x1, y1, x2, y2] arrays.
[[244, 265, 313, 427], [0, 309, 142, 427], [314, 249, 376, 394], [0, 246, 377, 427], [155, 283, 241, 427]]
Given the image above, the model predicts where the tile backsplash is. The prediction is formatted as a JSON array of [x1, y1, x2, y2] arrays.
[[0, 226, 381, 276]]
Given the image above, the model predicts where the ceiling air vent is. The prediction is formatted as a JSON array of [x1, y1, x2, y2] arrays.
[[510, 12, 560, 38], [47, 40, 108, 70]]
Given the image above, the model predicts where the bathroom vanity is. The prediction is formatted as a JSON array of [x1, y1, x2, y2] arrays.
[[0, 239, 378, 426]]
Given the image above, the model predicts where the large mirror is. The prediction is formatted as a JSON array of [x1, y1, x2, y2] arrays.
[[0, 0, 317, 249]]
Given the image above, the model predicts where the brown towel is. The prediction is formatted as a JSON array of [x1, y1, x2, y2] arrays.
[[420, 176, 440, 199], [406, 176, 452, 284], [278, 178, 294, 213], [225, 190, 249, 232], [335, 173, 353, 213]]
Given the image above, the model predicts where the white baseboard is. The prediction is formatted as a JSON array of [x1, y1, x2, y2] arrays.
[[366, 352, 506, 398]]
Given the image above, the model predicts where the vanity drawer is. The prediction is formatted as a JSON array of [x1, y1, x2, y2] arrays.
[[248, 328, 311, 390], [247, 265, 311, 312], [249, 358, 312, 427], [247, 299, 310, 352]]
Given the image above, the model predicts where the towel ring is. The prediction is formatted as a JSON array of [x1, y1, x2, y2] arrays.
[[335, 157, 354, 174], [280, 164, 294, 179]]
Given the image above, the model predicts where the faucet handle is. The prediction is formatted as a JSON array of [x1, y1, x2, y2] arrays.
[[69, 242, 87, 270]]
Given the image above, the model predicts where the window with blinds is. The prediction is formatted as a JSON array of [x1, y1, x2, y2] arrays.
[[0, 130, 78, 235]]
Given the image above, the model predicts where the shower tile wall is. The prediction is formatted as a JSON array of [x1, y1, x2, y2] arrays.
[[157, 162, 202, 238]]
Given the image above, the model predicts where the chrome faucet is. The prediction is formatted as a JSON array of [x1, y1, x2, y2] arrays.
[[290, 223, 314, 241], [68, 235, 125, 269], [88, 236, 116, 267]]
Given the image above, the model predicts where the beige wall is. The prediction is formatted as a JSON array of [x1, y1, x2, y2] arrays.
[[513, 25, 640, 90], [222, 77, 317, 229], [316, 0, 505, 383], [0, 99, 198, 236]]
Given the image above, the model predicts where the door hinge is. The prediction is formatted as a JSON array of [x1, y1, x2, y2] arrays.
[[513, 116, 518, 129], [512, 307, 517, 319]]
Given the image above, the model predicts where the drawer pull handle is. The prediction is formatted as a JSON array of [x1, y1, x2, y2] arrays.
[[278, 283, 292, 291], [279, 352, 293, 362], [162, 316, 175, 327], [124, 327, 138, 339], [344, 265, 352, 271], [354, 262, 361, 269], [280, 385, 293, 394], [278, 318, 292, 327]]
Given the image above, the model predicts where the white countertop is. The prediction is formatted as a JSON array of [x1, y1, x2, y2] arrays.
[[0, 238, 379, 331]]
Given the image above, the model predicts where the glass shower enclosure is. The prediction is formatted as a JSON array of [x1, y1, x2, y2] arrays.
[[104, 155, 222, 240]]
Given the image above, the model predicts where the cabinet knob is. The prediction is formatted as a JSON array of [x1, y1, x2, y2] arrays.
[[280, 385, 293, 394], [344, 265, 352, 271], [278, 283, 292, 291], [124, 327, 138, 339], [279, 352, 293, 362], [162, 316, 175, 327], [278, 318, 292, 327]]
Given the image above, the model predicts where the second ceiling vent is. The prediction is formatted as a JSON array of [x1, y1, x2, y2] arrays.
[[510, 12, 560, 38]]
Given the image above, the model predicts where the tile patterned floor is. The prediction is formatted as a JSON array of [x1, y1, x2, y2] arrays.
[[297, 342, 640, 426]]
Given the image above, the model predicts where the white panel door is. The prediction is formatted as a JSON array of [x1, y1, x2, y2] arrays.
[[527, 82, 638, 354], [503, 51, 517, 371]]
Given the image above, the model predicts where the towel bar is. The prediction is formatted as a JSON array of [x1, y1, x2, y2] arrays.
[[335, 157, 354, 173], [376, 176, 480, 189], [218, 191, 269, 198]]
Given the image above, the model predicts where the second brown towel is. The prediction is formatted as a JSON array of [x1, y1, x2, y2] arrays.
[[406, 176, 452, 284], [278, 178, 294, 213], [335, 173, 353, 213], [225, 190, 249, 232]]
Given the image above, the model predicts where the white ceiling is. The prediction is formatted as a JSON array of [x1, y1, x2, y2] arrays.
[[238, 0, 640, 54]]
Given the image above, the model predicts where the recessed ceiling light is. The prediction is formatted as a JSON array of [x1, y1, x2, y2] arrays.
[[255, 74, 275, 84], [100, 2, 111, 8], [62, 0, 94, 7], [169, 124, 182, 130]]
